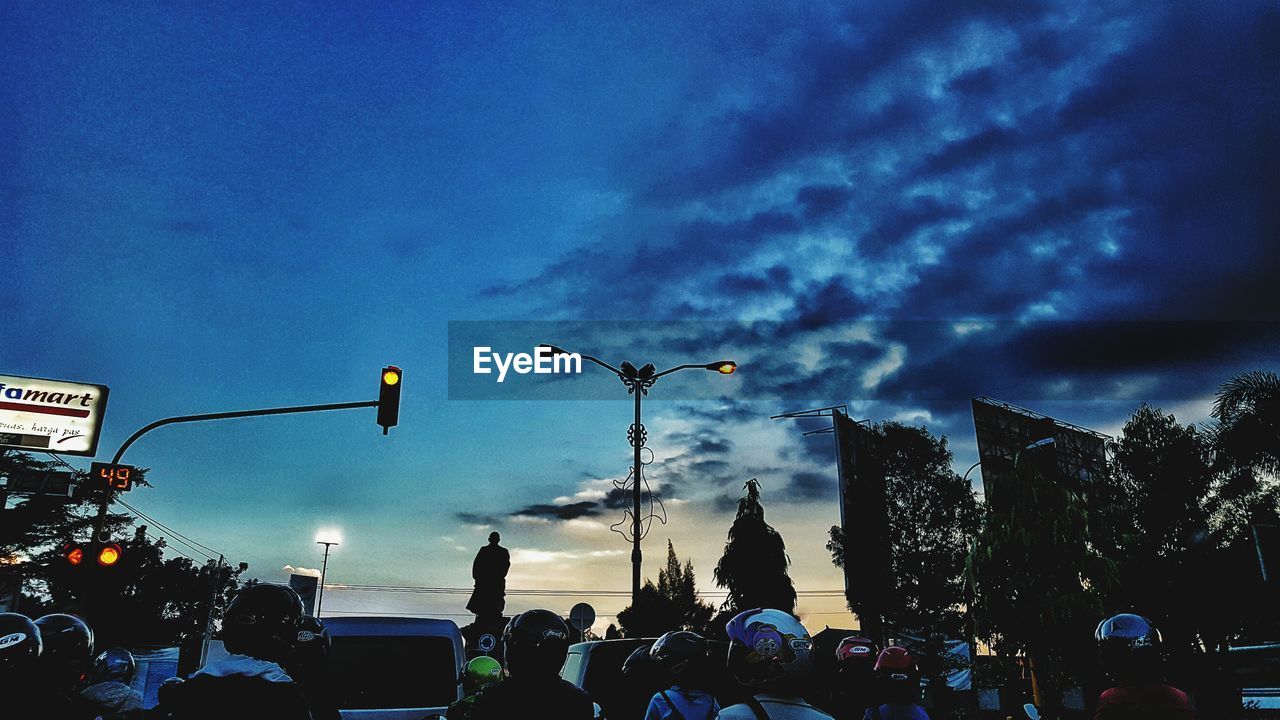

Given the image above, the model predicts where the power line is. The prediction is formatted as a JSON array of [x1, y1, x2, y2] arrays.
[[322, 583, 846, 597], [41, 453, 226, 561], [116, 498, 219, 561]]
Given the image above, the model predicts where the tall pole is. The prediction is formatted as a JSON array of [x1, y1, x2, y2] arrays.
[[316, 541, 337, 618], [631, 388, 644, 605], [200, 554, 224, 667]]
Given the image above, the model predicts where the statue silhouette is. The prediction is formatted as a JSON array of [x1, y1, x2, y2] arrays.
[[466, 531, 510, 622]]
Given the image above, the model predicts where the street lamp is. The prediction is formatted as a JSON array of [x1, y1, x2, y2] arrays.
[[539, 344, 737, 605], [315, 531, 341, 618]]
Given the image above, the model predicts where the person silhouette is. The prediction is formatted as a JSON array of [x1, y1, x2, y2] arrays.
[[467, 532, 511, 623]]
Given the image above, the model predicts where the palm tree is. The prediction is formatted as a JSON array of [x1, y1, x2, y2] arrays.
[[1207, 370, 1280, 535]]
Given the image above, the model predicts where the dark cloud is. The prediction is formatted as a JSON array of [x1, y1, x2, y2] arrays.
[[783, 470, 836, 502], [456, 512, 502, 526], [512, 501, 601, 521]]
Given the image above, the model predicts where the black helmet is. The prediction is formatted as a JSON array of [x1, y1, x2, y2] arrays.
[[1096, 613, 1162, 682], [650, 631, 707, 680], [621, 641, 657, 678], [91, 647, 136, 684], [293, 615, 332, 662], [34, 613, 94, 664], [222, 584, 304, 663], [502, 609, 571, 677], [0, 613, 42, 678]]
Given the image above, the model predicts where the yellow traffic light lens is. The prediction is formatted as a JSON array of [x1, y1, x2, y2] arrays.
[[383, 370, 400, 385], [718, 362, 736, 375], [97, 544, 121, 566]]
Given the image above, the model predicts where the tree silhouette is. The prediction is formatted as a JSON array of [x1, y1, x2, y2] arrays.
[[825, 422, 979, 638], [1207, 370, 1280, 537], [967, 448, 1112, 718], [657, 540, 715, 633], [1, 450, 250, 648], [617, 541, 715, 637], [713, 479, 797, 615]]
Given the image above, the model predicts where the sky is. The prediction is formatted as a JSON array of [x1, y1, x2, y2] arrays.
[[2, 1, 1278, 634]]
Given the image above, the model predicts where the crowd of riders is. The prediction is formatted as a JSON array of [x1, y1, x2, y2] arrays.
[[0, 581, 1192, 719]]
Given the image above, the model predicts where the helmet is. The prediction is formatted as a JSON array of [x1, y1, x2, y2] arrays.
[[502, 610, 571, 678], [725, 608, 814, 691], [0, 613, 42, 679], [91, 647, 137, 684], [461, 655, 503, 695], [621, 641, 657, 678], [835, 636, 879, 667], [650, 630, 708, 680], [874, 646, 918, 679], [1096, 613, 1161, 682], [293, 616, 331, 661], [34, 613, 94, 663], [222, 584, 304, 663]]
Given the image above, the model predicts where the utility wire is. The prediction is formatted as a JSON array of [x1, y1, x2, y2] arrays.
[[43, 452, 225, 561]]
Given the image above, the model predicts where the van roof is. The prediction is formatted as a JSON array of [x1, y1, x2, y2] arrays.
[[321, 616, 462, 637]]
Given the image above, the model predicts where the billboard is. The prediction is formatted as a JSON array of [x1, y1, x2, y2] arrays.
[[971, 396, 1108, 494], [833, 411, 890, 645], [0, 374, 110, 457], [290, 573, 319, 616]]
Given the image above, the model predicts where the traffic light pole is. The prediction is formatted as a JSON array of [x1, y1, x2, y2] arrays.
[[91, 399, 379, 542]]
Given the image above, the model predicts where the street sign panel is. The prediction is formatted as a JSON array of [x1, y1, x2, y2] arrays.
[[0, 374, 109, 457], [0, 470, 75, 498], [568, 602, 596, 632]]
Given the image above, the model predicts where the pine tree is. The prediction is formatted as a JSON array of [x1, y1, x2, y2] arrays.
[[713, 479, 797, 615]]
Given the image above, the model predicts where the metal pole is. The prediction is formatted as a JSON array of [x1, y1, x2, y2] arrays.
[[92, 400, 380, 542], [200, 555, 224, 667], [316, 541, 336, 618], [632, 388, 643, 606]]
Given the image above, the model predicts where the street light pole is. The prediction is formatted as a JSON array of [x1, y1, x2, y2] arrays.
[[540, 345, 736, 606], [631, 384, 644, 603], [316, 540, 338, 618]]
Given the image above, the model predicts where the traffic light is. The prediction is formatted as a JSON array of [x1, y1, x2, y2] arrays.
[[63, 543, 84, 566], [377, 365, 402, 434], [62, 541, 122, 568], [89, 462, 135, 492], [96, 543, 122, 567]]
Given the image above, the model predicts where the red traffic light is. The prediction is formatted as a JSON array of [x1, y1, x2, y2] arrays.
[[96, 543, 122, 567], [377, 365, 402, 434], [64, 543, 84, 566]]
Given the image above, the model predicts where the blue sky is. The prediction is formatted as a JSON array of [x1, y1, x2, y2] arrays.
[[3, 1, 1277, 630]]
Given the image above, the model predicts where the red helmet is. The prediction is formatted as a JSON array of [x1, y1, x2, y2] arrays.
[[835, 636, 879, 665], [874, 646, 918, 680]]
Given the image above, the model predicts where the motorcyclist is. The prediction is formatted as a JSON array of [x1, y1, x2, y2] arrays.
[[285, 615, 340, 720], [79, 647, 145, 719], [33, 612, 96, 719], [155, 583, 313, 719], [446, 655, 504, 720], [643, 630, 720, 720], [0, 612, 45, 716], [717, 608, 833, 720], [469, 609, 594, 720], [864, 647, 928, 720], [1093, 613, 1193, 720], [831, 636, 878, 720]]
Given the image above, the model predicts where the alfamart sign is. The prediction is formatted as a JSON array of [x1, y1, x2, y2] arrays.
[[0, 374, 110, 457]]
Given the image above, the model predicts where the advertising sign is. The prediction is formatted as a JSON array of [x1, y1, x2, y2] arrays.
[[0, 374, 110, 457]]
